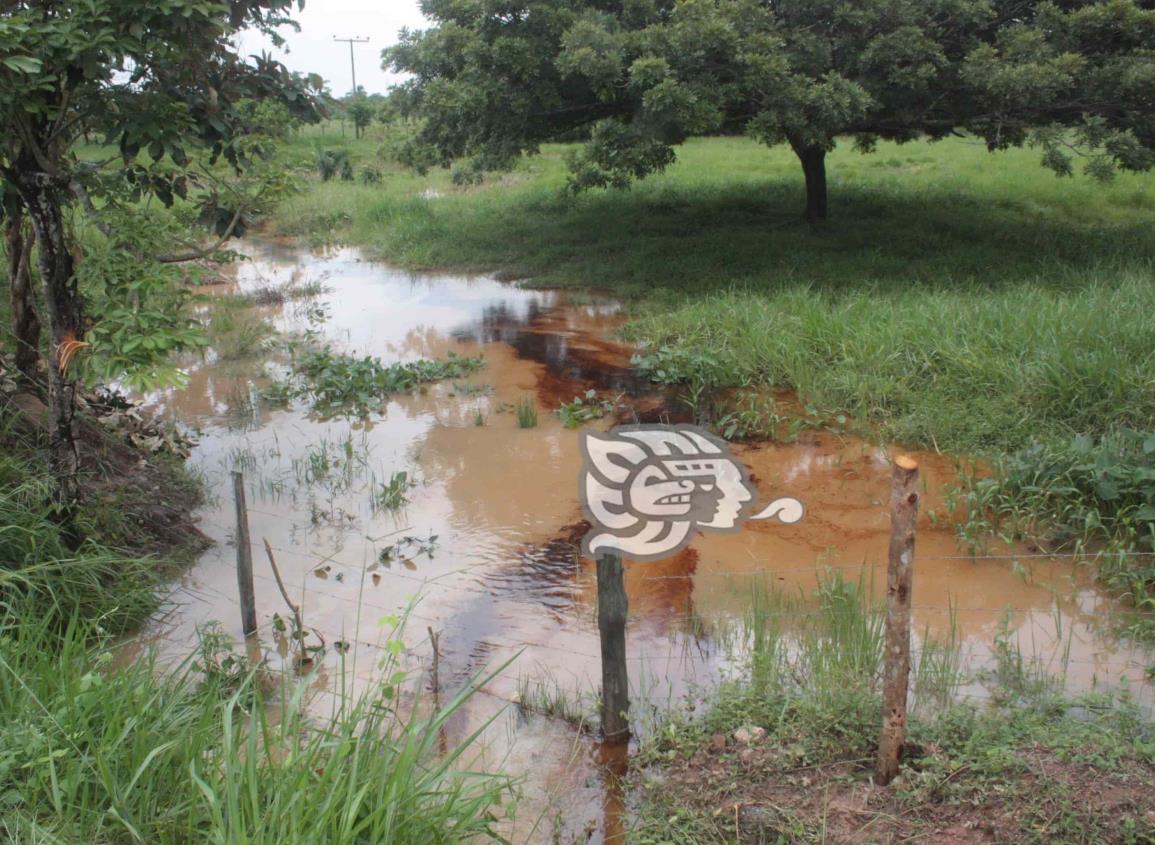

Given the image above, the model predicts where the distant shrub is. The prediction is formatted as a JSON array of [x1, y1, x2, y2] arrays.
[[236, 98, 297, 140], [315, 148, 351, 182], [450, 165, 484, 187], [360, 165, 383, 185]]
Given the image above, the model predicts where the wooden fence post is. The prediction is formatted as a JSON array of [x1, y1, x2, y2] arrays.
[[597, 551, 630, 743], [877, 455, 919, 785], [232, 471, 258, 637]]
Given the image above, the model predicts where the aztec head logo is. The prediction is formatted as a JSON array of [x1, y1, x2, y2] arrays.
[[579, 425, 804, 561]]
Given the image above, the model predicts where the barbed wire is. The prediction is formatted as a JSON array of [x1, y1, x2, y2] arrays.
[[187, 565, 1151, 673], [167, 502, 1155, 728], [189, 525, 1155, 630]]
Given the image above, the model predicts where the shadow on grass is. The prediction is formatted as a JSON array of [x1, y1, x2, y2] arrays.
[[366, 177, 1155, 297]]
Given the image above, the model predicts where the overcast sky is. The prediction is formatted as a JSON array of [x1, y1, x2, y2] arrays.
[[236, 1, 429, 96]]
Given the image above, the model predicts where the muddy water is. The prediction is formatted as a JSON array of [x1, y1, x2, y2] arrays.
[[138, 239, 1152, 843]]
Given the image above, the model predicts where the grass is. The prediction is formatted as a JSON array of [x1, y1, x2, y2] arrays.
[[268, 129, 1154, 291], [0, 454, 159, 633], [515, 672, 594, 731], [952, 430, 1155, 637], [227, 277, 330, 307], [265, 128, 1155, 452], [515, 395, 538, 429], [624, 274, 1155, 453], [0, 611, 514, 844], [630, 572, 1155, 844]]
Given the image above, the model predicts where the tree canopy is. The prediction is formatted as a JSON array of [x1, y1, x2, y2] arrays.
[[386, 0, 1155, 221], [0, 0, 321, 511]]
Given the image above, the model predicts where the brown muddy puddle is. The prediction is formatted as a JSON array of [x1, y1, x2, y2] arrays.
[[136, 239, 1153, 844]]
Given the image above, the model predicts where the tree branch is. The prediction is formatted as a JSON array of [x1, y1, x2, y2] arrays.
[[70, 173, 243, 264], [155, 205, 244, 264]]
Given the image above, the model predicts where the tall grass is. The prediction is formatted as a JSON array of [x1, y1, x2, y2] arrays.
[[625, 268, 1155, 454], [647, 570, 960, 765], [0, 611, 513, 844], [0, 452, 158, 631]]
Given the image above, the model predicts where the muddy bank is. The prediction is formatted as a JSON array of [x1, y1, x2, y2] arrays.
[[1, 386, 208, 560]]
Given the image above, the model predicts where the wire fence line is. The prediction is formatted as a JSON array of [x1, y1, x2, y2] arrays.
[[197, 504, 1155, 569], [178, 566, 1151, 674], [203, 514, 1131, 595], [189, 525, 1155, 626], [173, 495, 1155, 735]]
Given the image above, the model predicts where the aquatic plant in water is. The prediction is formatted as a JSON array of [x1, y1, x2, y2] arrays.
[[265, 346, 485, 417], [556, 389, 617, 428]]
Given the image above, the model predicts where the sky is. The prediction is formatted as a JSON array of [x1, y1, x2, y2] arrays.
[[236, 1, 429, 96]]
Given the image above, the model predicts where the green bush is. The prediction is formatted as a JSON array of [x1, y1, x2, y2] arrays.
[[315, 147, 352, 182]]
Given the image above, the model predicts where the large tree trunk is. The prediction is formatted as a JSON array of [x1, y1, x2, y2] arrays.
[[11, 167, 84, 514], [5, 195, 42, 382], [790, 140, 828, 224]]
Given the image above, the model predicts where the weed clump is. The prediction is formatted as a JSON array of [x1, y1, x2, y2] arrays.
[[372, 469, 413, 512], [555, 389, 617, 428], [956, 429, 1155, 632], [315, 147, 353, 182], [267, 346, 484, 417], [515, 395, 538, 428]]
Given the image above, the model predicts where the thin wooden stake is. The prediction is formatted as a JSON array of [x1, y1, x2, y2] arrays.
[[597, 551, 630, 743], [877, 455, 920, 785], [232, 471, 257, 636]]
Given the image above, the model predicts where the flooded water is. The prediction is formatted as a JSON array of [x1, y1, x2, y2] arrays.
[[137, 239, 1153, 843]]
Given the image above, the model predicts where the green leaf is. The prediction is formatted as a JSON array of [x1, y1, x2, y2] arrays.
[[2, 55, 41, 74], [1095, 479, 1119, 501]]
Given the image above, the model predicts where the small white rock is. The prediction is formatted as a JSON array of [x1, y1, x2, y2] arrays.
[[734, 725, 764, 745]]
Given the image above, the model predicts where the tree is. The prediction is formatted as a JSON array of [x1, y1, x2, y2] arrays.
[[386, 0, 1155, 223], [348, 96, 374, 139], [2, 188, 39, 381], [0, 0, 321, 513]]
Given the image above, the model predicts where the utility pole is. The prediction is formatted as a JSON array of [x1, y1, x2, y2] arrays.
[[332, 35, 370, 98]]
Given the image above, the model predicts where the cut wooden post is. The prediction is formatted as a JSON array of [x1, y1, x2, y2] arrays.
[[232, 471, 257, 637], [877, 455, 919, 785], [597, 551, 630, 743]]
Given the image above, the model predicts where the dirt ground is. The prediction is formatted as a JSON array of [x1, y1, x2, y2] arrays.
[[635, 730, 1155, 844]]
